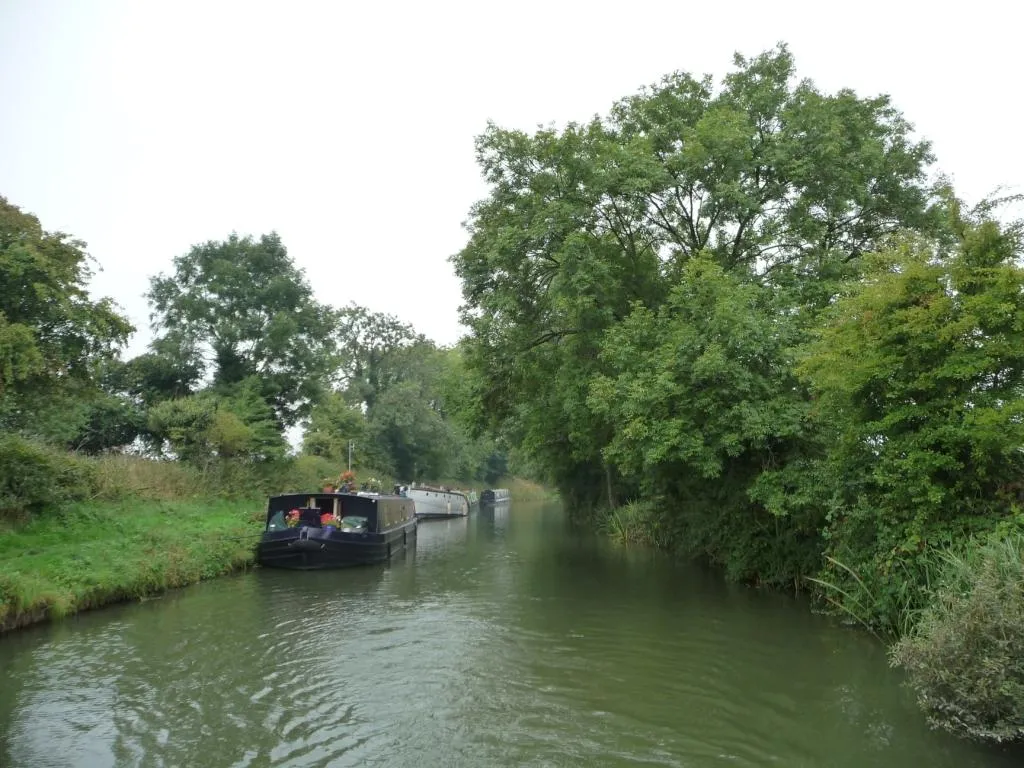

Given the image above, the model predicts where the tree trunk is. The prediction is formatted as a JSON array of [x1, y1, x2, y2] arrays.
[[605, 461, 616, 510]]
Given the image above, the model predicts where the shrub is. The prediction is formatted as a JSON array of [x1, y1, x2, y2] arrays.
[[0, 433, 96, 519], [891, 533, 1024, 742]]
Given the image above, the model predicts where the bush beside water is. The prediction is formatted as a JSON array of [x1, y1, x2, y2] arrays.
[[891, 533, 1024, 742]]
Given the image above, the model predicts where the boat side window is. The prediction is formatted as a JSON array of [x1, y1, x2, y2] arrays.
[[267, 510, 287, 531], [340, 515, 368, 532]]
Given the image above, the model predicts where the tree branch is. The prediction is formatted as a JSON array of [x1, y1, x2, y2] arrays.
[[522, 328, 581, 352]]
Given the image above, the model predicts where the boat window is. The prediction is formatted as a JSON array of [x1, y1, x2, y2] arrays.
[[267, 510, 287, 531]]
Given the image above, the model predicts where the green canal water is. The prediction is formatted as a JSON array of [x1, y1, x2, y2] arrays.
[[0, 502, 1020, 767]]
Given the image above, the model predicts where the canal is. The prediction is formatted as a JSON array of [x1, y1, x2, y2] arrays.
[[0, 501, 1020, 767]]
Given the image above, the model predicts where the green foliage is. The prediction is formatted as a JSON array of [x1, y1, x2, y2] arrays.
[[586, 255, 821, 584], [302, 391, 368, 460], [147, 384, 287, 465], [147, 232, 333, 427], [799, 215, 1024, 630], [65, 393, 147, 453], [367, 379, 456, 480], [0, 434, 96, 520], [0, 197, 134, 400], [312, 310, 508, 483], [333, 304, 424, 409], [112, 337, 203, 405], [0, 197, 133, 447], [453, 44, 937, 517], [892, 533, 1024, 742], [602, 500, 666, 547]]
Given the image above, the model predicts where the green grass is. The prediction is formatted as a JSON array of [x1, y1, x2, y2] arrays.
[[503, 477, 558, 502], [0, 497, 264, 632]]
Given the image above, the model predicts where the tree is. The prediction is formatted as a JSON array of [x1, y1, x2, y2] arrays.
[[799, 210, 1024, 630], [308, 323, 504, 482], [452, 44, 937, 509], [302, 391, 368, 461], [0, 196, 132, 405], [114, 335, 204, 406], [147, 382, 287, 465], [147, 233, 333, 427], [366, 380, 456, 481], [588, 255, 819, 583], [332, 304, 424, 409]]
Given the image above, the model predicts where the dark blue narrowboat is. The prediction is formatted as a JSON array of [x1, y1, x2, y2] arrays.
[[256, 492, 417, 570], [480, 488, 511, 504]]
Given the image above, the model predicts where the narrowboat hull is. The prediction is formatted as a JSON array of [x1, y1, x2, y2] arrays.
[[480, 488, 511, 504], [256, 520, 417, 570], [256, 491, 418, 570], [407, 488, 472, 520]]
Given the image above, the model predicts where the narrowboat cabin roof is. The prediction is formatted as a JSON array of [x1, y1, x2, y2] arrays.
[[264, 492, 414, 533]]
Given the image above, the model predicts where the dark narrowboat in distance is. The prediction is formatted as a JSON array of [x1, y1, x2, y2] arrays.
[[480, 488, 511, 504], [256, 492, 417, 570]]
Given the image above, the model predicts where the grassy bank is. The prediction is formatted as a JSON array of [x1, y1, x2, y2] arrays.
[[0, 444, 558, 634], [0, 497, 264, 633], [0, 444, 370, 634]]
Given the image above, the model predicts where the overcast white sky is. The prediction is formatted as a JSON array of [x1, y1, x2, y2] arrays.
[[2, 1, 1021, 354]]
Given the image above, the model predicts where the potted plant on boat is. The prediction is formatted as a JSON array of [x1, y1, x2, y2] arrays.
[[320, 512, 340, 532], [338, 469, 357, 492], [286, 509, 301, 527], [321, 477, 336, 493]]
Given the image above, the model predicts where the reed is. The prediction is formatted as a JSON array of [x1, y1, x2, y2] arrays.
[[601, 500, 658, 547], [808, 551, 941, 642]]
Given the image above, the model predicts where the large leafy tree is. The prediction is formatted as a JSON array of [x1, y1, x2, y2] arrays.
[[147, 233, 333, 427], [453, 44, 938, 509]]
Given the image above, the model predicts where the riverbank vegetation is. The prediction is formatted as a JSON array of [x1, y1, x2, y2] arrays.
[[0, 193, 533, 632], [452, 44, 1024, 741], [0, 497, 260, 633], [4, 40, 1020, 742]]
